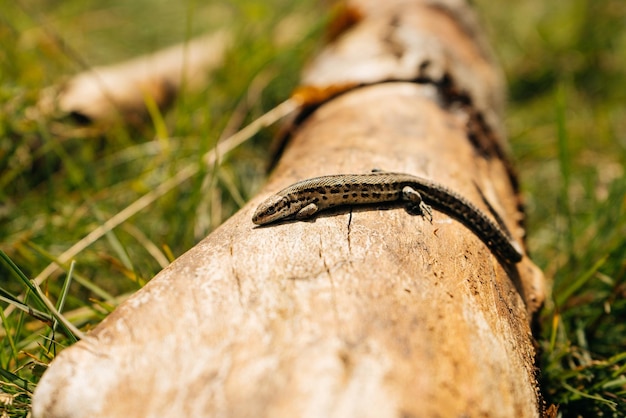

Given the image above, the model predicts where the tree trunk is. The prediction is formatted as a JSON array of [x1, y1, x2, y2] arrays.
[[32, 0, 546, 417]]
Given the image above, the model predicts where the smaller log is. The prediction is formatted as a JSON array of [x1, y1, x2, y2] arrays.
[[38, 31, 230, 124]]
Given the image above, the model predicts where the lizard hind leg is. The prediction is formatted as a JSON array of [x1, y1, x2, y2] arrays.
[[402, 186, 433, 223]]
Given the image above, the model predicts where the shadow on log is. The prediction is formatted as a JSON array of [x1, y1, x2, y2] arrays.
[[32, 0, 547, 417]]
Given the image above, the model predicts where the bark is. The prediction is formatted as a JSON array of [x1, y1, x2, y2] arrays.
[[32, 0, 546, 417]]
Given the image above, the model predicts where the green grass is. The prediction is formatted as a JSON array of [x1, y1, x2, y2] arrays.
[[475, 0, 626, 415], [1, 0, 625, 417]]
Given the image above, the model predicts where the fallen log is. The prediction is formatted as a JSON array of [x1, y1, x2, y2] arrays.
[[32, 0, 546, 416]]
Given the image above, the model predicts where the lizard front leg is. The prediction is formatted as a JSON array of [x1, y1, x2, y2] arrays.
[[295, 203, 319, 220]]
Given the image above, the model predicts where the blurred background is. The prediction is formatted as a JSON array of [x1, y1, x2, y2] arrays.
[[1, 0, 624, 416]]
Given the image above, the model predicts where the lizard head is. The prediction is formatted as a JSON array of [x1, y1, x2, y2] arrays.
[[252, 194, 291, 225]]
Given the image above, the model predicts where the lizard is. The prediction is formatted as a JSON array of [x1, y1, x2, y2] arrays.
[[252, 172, 524, 264]]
